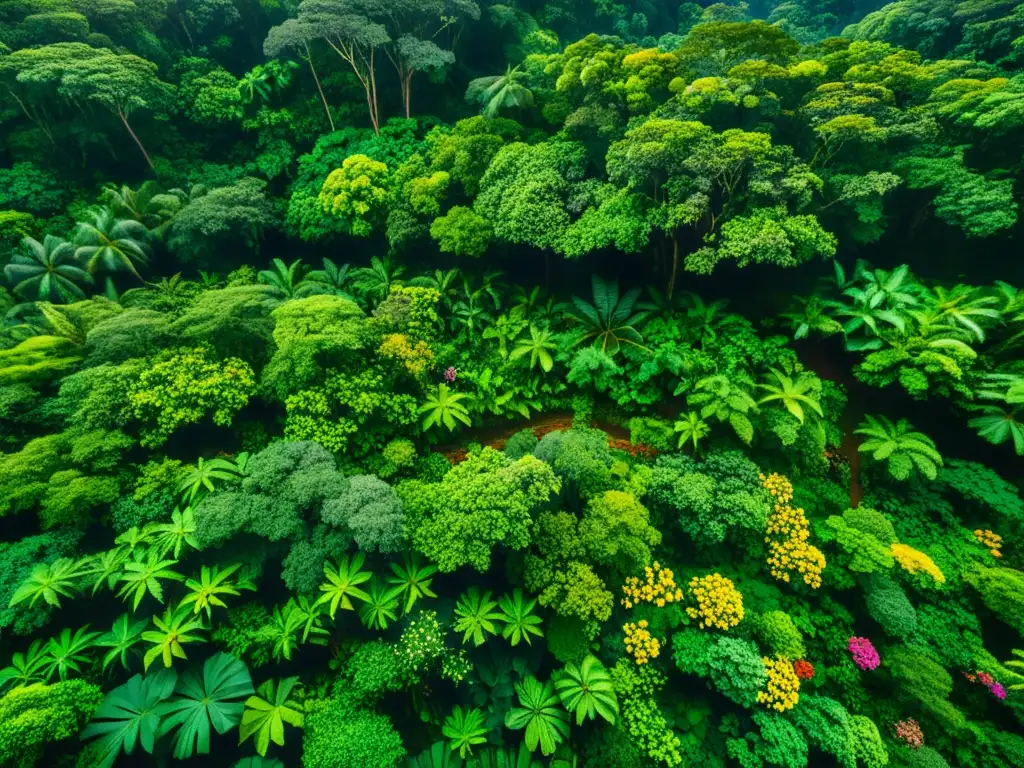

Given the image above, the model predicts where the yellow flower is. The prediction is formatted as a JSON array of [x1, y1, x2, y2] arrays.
[[686, 574, 744, 630], [891, 542, 945, 584], [758, 656, 800, 712]]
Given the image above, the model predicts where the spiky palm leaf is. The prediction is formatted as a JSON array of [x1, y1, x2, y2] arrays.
[[4, 235, 93, 303]]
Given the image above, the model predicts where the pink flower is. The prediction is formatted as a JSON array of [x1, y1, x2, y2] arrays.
[[443, 367, 457, 383], [977, 671, 994, 686], [989, 682, 1007, 700], [848, 637, 880, 671]]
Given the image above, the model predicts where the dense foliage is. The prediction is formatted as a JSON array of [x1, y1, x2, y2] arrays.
[[1, 1, 1023, 767]]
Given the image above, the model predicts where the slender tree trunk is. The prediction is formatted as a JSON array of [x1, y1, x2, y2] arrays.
[[369, 49, 380, 134], [304, 42, 335, 131], [7, 91, 55, 145], [116, 107, 155, 172], [668, 231, 680, 299], [404, 72, 413, 118]]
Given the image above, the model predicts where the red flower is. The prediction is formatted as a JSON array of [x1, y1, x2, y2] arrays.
[[793, 659, 815, 680]]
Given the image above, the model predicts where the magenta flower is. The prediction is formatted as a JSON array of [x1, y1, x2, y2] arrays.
[[848, 637, 880, 671], [443, 366, 457, 383], [990, 682, 1007, 700]]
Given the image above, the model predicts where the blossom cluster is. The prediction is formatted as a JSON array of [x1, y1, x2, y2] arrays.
[[891, 543, 946, 584], [894, 718, 924, 749], [685, 573, 744, 630], [622, 562, 684, 609], [974, 529, 1003, 559], [848, 636, 880, 671], [965, 671, 1007, 700], [793, 659, 815, 680], [758, 656, 801, 712], [623, 620, 661, 665], [761, 473, 825, 589]]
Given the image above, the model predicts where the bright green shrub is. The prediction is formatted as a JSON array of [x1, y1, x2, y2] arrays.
[[0, 680, 102, 768]]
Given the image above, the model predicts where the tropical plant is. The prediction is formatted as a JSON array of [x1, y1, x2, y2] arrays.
[[968, 405, 1024, 455], [466, 65, 534, 118], [89, 549, 130, 596], [117, 550, 185, 611], [504, 676, 570, 757], [8, 557, 88, 609], [569, 275, 650, 355], [420, 383, 472, 431], [304, 257, 353, 297], [511, 325, 558, 373], [674, 411, 712, 453], [483, 311, 529, 358], [142, 603, 206, 670], [316, 553, 372, 619], [239, 677, 304, 757], [100, 181, 184, 234], [351, 256, 405, 305], [388, 554, 439, 615], [81, 668, 178, 768], [280, 595, 330, 646], [455, 587, 504, 647], [443, 706, 489, 758], [73, 209, 152, 288], [496, 590, 543, 647], [357, 577, 402, 630], [780, 295, 843, 341], [1005, 649, 1024, 691], [686, 373, 759, 444], [0, 640, 49, 691], [158, 652, 253, 759], [43, 625, 102, 681], [148, 507, 201, 560], [181, 564, 255, 619], [855, 415, 944, 481], [97, 614, 149, 673], [921, 283, 1002, 343], [258, 258, 308, 299], [553, 655, 618, 726], [756, 367, 824, 424], [4, 235, 94, 302], [178, 455, 247, 504]]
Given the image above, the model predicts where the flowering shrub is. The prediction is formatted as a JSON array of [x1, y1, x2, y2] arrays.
[[443, 366, 457, 383], [622, 562, 684, 609], [894, 718, 924, 748], [762, 473, 825, 589], [758, 656, 801, 712], [974, 529, 1003, 558], [891, 543, 946, 584], [686, 574, 744, 630], [624, 619, 661, 665], [793, 659, 815, 680], [848, 637, 880, 670]]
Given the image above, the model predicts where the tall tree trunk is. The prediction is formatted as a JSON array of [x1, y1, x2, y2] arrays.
[[668, 231, 680, 299], [404, 72, 413, 118], [368, 49, 380, 135], [304, 42, 335, 131], [116, 107, 155, 173]]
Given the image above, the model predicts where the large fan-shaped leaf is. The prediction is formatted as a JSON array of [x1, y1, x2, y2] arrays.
[[156, 652, 254, 758], [239, 677, 304, 756], [80, 668, 178, 768]]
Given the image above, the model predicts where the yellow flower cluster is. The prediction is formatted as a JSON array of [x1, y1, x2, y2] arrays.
[[757, 656, 800, 712], [623, 620, 661, 665], [685, 574, 744, 630], [762, 473, 824, 589], [379, 333, 434, 377], [974, 529, 1003, 559], [760, 472, 794, 504], [621, 562, 684, 609], [891, 543, 946, 584]]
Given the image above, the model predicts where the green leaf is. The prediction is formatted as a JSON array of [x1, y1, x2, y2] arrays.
[[81, 668, 178, 768], [238, 677, 304, 757], [156, 652, 254, 759], [504, 676, 569, 757]]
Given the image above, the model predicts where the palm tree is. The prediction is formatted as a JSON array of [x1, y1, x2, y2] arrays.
[[4, 235, 93, 303], [569, 275, 651, 355], [258, 258, 309, 299], [100, 182, 184, 236], [304, 258, 354, 297], [73, 209, 152, 296], [466, 64, 535, 118], [350, 256, 404, 306]]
